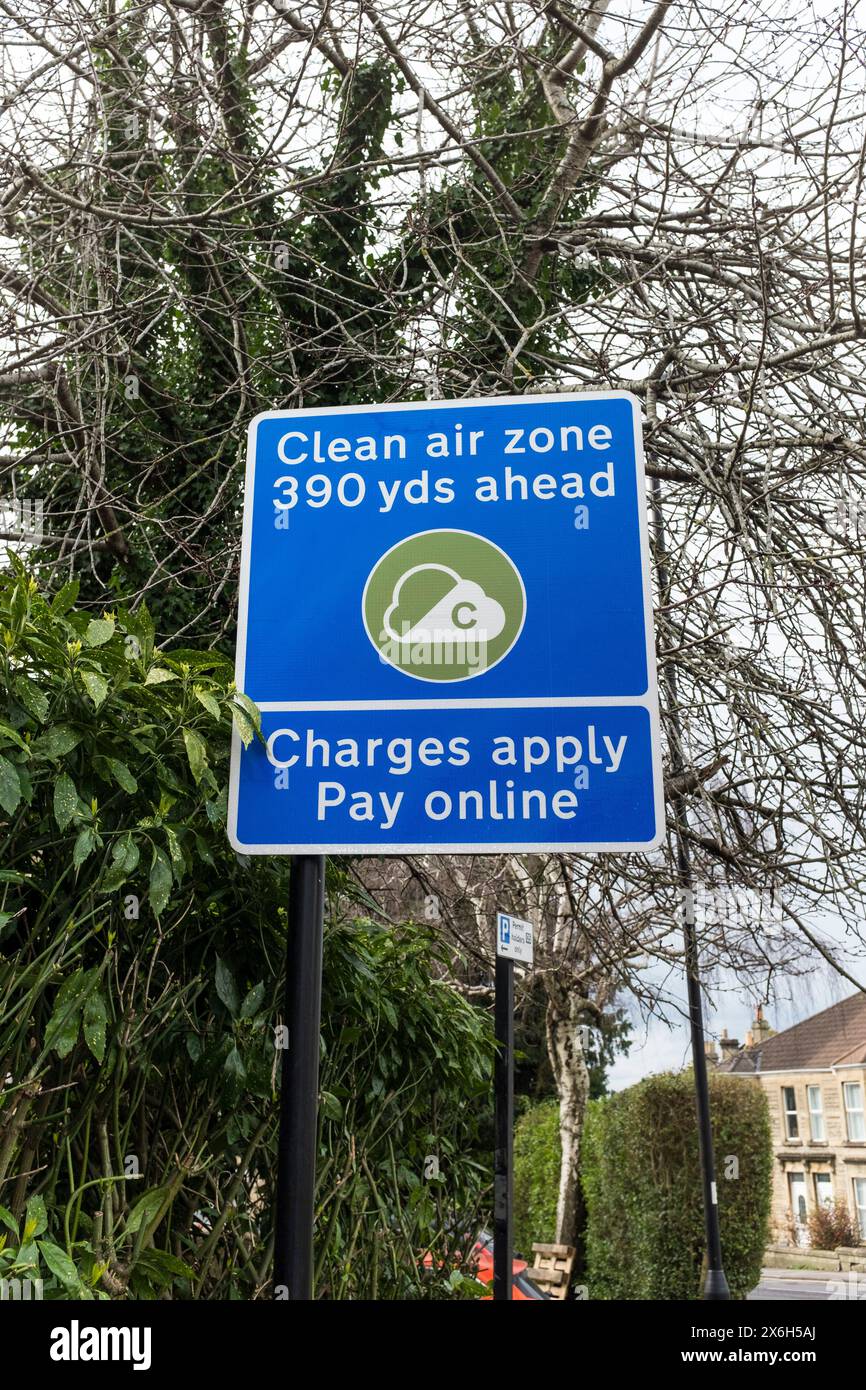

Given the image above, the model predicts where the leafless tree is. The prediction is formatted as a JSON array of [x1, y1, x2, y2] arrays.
[[3, 0, 866, 1245]]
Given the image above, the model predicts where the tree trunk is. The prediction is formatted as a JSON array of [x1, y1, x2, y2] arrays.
[[546, 990, 591, 1249]]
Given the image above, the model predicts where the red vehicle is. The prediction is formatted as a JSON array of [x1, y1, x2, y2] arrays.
[[424, 1231, 549, 1299], [471, 1231, 549, 1300]]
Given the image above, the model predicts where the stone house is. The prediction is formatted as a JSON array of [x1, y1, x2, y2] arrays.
[[714, 995, 866, 1246]]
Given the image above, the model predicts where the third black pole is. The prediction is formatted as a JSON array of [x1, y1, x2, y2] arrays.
[[273, 854, 325, 1300], [649, 441, 730, 1301], [493, 951, 514, 1300]]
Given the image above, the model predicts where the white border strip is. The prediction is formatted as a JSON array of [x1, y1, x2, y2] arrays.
[[255, 696, 655, 710], [232, 840, 663, 855]]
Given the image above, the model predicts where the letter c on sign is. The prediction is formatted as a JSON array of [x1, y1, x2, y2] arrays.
[[277, 431, 308, 465], [267, 728, 299, 768], [452, 601, 477, 630]]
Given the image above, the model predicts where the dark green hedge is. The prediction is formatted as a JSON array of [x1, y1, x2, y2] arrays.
[[582, 1071, 771, 1299], [514, 1098, 561, 1256]]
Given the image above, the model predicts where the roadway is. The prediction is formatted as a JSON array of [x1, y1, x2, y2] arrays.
[[748, 1268, 863, 1300]]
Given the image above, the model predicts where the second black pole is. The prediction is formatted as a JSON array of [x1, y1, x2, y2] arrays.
[[493, 952, 514, 1300], [273, 854, 325, 1300], [649, 452, 730, 1301]]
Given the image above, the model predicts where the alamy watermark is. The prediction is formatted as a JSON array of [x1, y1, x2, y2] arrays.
[[827, 1270, 866, 1300], [1, 1276, 43, 1300], [684, 884, 785, 936], [832, 496, 866, 537], [0, 497, 44, 544], [377, 621, 493, 674]]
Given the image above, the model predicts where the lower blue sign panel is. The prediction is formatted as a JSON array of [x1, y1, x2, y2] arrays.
[[229, 705, 662, 853]]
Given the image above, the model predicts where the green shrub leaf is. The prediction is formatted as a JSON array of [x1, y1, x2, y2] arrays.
[[53, 772, 78, 830], [215, 956, 240, 1018], [0, 755, 21, 816], [31, 726, 82, 760], [80, 669, 109, 709], [194, 685, 221, 720], [83, 989, 108, 1062], [38, 1239, 80, 1290], [14, 676, 49, 722], [85, 617, 115, 647], [73, 825, 97, 870], [182, 727, 208, 783], [149, 847, 172, 917]]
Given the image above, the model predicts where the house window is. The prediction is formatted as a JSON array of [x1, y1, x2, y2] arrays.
[[782, 1086, 799, 1139], [807, 1085, 825, 1142], [788, 1172, 808, 1244], [843, 1082, 866, 1141], [854, 1179, 866, 1240], [814, 1172, 833, 1208]]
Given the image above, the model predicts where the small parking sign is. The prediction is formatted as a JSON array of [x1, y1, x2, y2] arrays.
[[497, 913, 534, 965]]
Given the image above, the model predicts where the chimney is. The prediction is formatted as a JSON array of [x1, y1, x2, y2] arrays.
[[752, 1004, 775, 1044], [719, 1028, 740, 1061], [704, 1038, 718, 1066]]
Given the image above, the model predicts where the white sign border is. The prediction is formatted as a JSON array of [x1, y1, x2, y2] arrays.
[[228, 391, 664, 857]]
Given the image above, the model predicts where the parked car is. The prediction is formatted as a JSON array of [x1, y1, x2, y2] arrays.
[[423, 1230, 550, 1299], [471, 1231, 550, 1299]]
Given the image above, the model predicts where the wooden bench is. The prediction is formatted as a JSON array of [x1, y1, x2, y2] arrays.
[[526, 1242, 576, 1299]]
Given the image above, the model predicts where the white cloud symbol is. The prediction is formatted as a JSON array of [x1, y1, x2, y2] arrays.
[[383, 563, 506, 645]]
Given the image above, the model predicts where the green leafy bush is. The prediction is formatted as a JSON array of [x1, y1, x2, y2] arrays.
[[513, 1099, 560, 1257], [0, 566, 493, 1299], [315, 917, 493, 1299], [582, 1071, 771, 1300]]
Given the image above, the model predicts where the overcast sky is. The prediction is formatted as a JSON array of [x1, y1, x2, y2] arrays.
[[608, 926, 866, 1089]]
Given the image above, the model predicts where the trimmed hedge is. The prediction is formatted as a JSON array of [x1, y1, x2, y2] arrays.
[[582, 1071, 771, 1299], [514, 1099, 561, 1257]]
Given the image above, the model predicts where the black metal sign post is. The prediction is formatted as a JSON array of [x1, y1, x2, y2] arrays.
[[650, 465, 730, 1302], [273, 854, 325, 1300], [682, 876, 730, 1300], [493, 949, 514, 1301]]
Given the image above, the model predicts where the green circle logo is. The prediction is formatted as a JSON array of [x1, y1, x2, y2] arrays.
[[362, 529, 526, 683]]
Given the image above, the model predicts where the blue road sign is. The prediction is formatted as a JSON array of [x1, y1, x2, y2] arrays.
[[229, 392, 662, 853]]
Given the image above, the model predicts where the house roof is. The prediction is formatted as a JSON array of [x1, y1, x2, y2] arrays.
[[719, 992, 866, 1073]]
